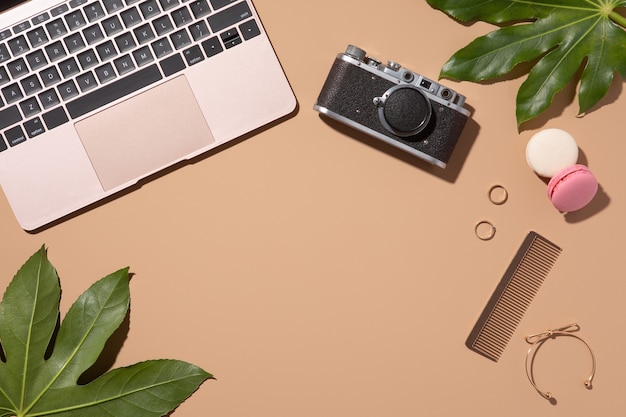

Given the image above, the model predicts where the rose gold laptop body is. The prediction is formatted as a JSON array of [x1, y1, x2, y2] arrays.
[[0, 0, 296, 231]]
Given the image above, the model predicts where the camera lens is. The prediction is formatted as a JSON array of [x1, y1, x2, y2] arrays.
[[378, 86, 431, 138]]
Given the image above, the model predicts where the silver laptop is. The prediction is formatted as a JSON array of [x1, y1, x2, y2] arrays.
[[0, 0, 296, 231]]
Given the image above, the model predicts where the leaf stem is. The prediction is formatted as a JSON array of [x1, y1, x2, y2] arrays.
[[609, 10, 626, 28]]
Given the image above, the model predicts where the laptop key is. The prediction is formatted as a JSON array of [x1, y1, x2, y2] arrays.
[[159, 0, 180, 11], [0, 105, 22, 130], [151, 38, 173, 58], [50, 5, 70, 17], [45, 41, 68, 62], [40, 66, 62, 87], [121, 7, 142, 28], [32, 13, 51, 26], [190, 0, 211, 19], [160, 53, 185, 76], [58, 79, 80, 100], [42, 106, 69, 129], [171, 6, 193, 27], [65, 32, 87, 53], [188, 21, 210, 41], [95, 63, 117, 83], [207, 1, 252, 32], [114, 54, 136, 75], [19, 97, 41, 117], [240, 19, 260, 40], [102, 15, 124, 36], [77, 48, 100, 70], [64, 10, 88, 31], [83, 24, 105, 45], [21, 74, 43, 95], [13, 21, 32, 35], [220, 28, 241, 49], [115, 32, 137, 52], [183, 45, 203, 66], [83, 2, 107, 22], [5, 125, 27, 147], [153, 15, 174, 35], [24, 117, 45, 138], [7, 58, 29, 79], [201, 36, 223, 58], [96, 40, 118, 61], [39, 89, 61, 109], [69, 0, 90, 7], [2, 83, 24, 104], [210, 0, 237, 11], [0, 44, 10, 64], [46, 19, 69, 40], [59, 57, 81, 78], [8, 35, 30, 56], [27, 27, 50, 48], [103, 0, 125, 13], [76, 71, 98, 92], [66, 63, 162, 118], [26, 50, 49, 71], [140, 0, 162, 20], [134, 23, 156, 45], [133, 45, 154, 66], [0, 67, 10, 86], [170, 29, 191, 50], [0, 135, 7, 152]]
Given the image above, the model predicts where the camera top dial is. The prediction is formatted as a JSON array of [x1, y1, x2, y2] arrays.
[[375, 85, 432, 138]]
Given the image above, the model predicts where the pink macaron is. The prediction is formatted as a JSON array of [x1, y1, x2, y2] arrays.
[[547, 164, 598, 212]]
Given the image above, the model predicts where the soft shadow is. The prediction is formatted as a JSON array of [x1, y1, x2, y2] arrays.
[[77, 307, 131, 385], [44, 313, 61, 360], [578, 74, 624, 117], [564, 183, 611, 223], [519, 65, 625, 131], [519, 68, 581, 132], [317, 107, 479, 184]]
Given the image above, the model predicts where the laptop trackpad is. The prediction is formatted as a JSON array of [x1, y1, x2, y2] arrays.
[[75, 76, 215, 191]]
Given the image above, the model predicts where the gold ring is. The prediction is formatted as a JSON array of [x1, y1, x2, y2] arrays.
[[488, 185, 509, 205], [475, 220, 496, 241]]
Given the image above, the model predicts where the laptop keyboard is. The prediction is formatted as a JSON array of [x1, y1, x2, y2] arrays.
[[0, 0, 261, 152]]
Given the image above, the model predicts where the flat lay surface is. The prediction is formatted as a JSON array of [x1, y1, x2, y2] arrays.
[[0, 0, 624, 416]]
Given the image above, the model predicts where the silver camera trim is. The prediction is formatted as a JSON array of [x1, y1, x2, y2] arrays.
[[314, 104, 447, 168], [337, 49, 470, 117]]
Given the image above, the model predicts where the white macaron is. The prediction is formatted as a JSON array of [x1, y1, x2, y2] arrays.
[[526, 128, 579, 178]]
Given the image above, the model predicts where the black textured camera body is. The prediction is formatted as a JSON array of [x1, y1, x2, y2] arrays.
[[315, 47, 470, 168]]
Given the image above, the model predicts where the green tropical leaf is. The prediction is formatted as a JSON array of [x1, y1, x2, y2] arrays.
[[0, 247, 211, 417], [427, 0, 626, 126]]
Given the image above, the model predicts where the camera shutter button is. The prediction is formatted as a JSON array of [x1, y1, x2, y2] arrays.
[[345, 45, 367, 61], [378, 86, 431, 137]]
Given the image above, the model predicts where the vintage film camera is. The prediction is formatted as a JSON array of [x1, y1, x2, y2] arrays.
[[314, 45, 470, 168]]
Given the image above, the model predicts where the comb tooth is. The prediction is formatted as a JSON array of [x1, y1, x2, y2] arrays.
[[466, 231, 561, 362]]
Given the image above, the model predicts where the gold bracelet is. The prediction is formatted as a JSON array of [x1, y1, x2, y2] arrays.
[[525, 323, 596, 401]]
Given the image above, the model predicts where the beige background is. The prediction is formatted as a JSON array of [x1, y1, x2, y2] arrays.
[[1, 0, 624, 415]]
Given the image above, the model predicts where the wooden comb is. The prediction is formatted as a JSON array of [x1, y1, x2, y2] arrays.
[[466, 231, 562, 362]]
